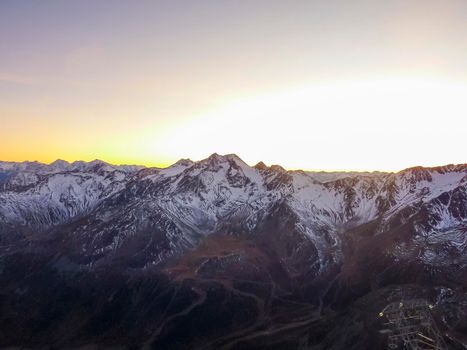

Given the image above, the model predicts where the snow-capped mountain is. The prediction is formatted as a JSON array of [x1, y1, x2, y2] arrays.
[[0, 155, 465, 349], [0, 154, 465, 268], [0, 160, 141, 230]]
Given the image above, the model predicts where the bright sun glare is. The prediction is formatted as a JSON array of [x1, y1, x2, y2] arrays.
[[154, 77, 466, 171]]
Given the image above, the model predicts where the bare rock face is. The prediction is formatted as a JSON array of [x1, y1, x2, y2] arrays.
[[0, 156, 466, 349]]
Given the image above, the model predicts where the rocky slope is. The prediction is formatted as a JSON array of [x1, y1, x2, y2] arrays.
[[0, 155, 465, 349]]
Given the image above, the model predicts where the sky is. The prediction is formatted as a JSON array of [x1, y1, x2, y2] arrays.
[[0, 0, 466, 171]]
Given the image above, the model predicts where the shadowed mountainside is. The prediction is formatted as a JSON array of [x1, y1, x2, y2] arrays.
[[0, 155, 466, 349]]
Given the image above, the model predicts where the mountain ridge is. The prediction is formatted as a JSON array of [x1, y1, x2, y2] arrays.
[[0, 153, 465, 349], [1, 153, 465, 267], [3, 153, 465, 174]]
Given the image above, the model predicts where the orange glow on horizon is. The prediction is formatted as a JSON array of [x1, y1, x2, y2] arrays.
[[1, 1, 466, 171], [2, 77, 466, 172]]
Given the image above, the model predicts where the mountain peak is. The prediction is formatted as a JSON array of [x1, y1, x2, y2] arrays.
[[89, 159, 109, 166], [48, 159, 71, 172], [204, 153, 245, 165], [254, 161, 268, 171], [270, 164, 286, 172], [174, 158, 194, 167], [50, 159, 69, 166]]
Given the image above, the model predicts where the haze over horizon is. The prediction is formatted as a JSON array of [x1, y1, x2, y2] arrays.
[[2, 153, 467, 174], [1, 0, 466, 171]]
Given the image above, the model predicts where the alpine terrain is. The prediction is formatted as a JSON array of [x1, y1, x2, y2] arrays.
[[0, 154, 465, 349]]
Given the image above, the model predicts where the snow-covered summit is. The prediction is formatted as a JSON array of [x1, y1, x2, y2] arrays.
[[0, 159, 145, 175], [0, 155, 465, 268]]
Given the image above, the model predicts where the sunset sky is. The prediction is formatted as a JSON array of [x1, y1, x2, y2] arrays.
[[1, 0, 466, 171]]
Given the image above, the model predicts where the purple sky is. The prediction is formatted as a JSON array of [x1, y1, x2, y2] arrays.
[[1, 0, 466, 169]]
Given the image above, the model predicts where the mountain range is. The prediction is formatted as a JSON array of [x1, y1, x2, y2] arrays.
[[0, 154, 465, 349]]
